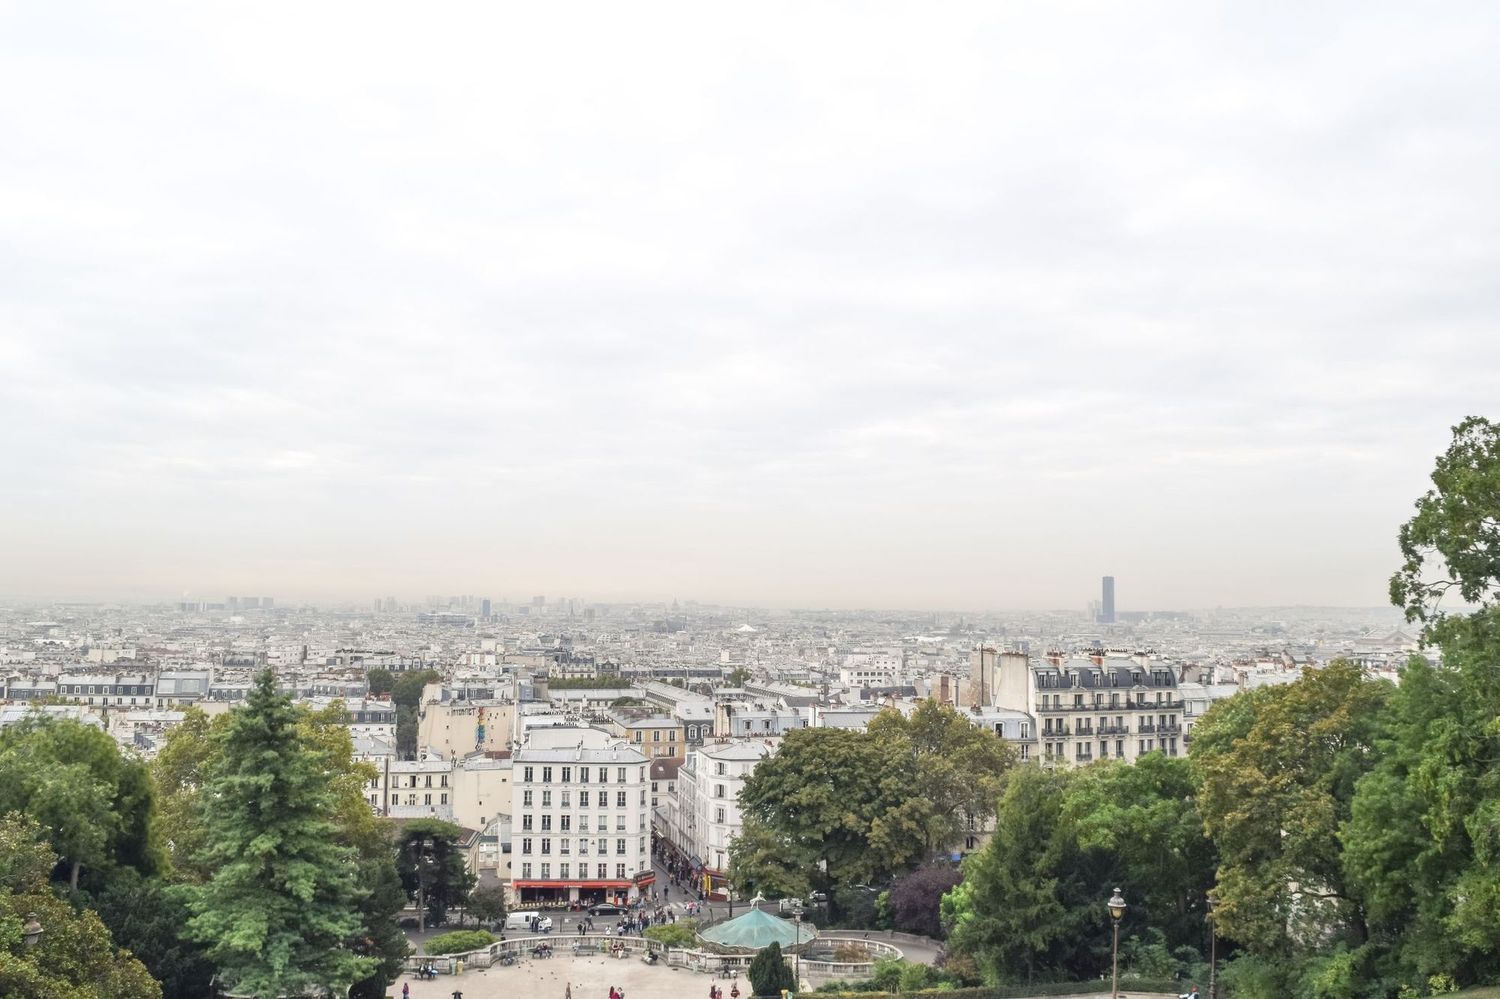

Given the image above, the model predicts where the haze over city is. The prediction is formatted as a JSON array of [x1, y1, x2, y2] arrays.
[[4, 1, 1499, 609]]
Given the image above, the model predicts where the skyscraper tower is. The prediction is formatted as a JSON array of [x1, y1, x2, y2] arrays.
[[1101, 576, 1116, 624]]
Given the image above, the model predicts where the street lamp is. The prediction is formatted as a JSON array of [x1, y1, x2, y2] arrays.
[[22, 913, 43, 949], [1206, 891, 1218, 999], [1107, 888, 1126, 999]]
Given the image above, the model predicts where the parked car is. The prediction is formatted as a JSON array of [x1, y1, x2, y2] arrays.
[[590, 903, 627, 916]]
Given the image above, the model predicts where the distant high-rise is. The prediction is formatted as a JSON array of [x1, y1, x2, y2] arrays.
[[1100, 576, 1116, 624], [261, 597, 273, 609], [480, 598, 492, 619]]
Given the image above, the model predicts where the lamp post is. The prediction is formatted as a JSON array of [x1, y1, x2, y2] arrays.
[[1107, 888, 1126, 999], [22, 913, 43, 949], [1206, 891, 1218, 999], [793, 910, 803, 989]]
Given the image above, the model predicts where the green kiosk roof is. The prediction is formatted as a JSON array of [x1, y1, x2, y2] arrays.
[[699, 907, 809, 950]]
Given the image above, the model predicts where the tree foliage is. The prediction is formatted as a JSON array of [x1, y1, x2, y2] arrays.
[[1191, 658, 1387, 955], [0, 716, 162, 889], [731, 727, 936, 902], [185, 670, 375, 997], [0, 813, 162, 999], [867, 700, 1017, 856], [888, 865, 962, 939], [365, 668, 394, 698], [1391, 415, 1500, 628], [396, 819, 475, 929], [748, 940, 797, 997]]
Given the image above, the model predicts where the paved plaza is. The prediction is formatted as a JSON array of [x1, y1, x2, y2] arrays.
[[392, 952, 743, 999]]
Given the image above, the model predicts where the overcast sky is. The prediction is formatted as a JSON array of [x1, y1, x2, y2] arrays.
[[2, 2, 1498, 610]]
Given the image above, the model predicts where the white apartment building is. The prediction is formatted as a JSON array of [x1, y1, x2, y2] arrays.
[[366, 758, 456, 820], [509, 728, 651, 906], [994, 652, 1186, 766], [673, 740, 774, 894]]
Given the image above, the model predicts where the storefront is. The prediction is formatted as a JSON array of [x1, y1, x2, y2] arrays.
[[512, 879, 637, 906]]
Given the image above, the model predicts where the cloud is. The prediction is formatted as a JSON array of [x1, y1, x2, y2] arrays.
[[1, 0, 1498, 608]]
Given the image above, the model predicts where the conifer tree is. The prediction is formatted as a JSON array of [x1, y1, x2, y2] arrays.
[[187, 670, 374, 997]]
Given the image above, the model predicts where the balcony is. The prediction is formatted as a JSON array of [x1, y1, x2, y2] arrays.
[[1138, 724, 1156, 734], [1040, 728, 1072, 738], [1159, 723, 1182, 734], [1098, 724, 1129, 735]]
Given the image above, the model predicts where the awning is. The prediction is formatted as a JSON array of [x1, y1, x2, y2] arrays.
[[512, 880, 633, 889]]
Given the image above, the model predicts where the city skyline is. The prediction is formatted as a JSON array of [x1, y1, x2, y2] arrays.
[[4, 2, 1499, 610]]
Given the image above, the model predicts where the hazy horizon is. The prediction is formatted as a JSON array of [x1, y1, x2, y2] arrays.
[[4, 2, 1498, 610]]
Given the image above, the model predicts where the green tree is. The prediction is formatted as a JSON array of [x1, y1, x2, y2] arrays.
[[748, 940, 796, 997], [1390, 415, 1500, 629], [392, 669, 440, 759], [365, 668, 394, 698], [732, 728, 933, 903], [0, 715, 162, 889], [1191, 659, 1387, 956], [84, 869, 214, 999], [186, 670, 374, 997], [867, 700, 1017, 857], [1343, 419, 1500, 988], [396, 819, 475, 930], [944, 765, 1091, 985], [726, 666, 751, 686], [150, 707, 229, 879], [1059, 754, 1216, 954], [467, 882, 507, 929], [0, 812, 162, 999]]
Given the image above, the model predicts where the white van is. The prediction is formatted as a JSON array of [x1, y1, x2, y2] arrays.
[[505, 911, 552, 933]]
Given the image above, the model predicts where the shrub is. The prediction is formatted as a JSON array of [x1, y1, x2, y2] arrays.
[[423, 930, 495, 955], [643, 919, 698, 948]]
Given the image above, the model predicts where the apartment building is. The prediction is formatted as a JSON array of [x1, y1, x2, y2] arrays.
[[672, 740, 774, 895], [998, 652, 1184, 765], [55, 672, 156, 707], [509, 728, 652, 906]]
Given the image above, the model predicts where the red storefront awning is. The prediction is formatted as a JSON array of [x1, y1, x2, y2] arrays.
[[512, 880, 633, 889], [635, 872, 656, 885]]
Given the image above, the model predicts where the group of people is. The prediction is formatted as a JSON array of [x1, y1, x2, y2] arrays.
[[707, 983, 740, 999]]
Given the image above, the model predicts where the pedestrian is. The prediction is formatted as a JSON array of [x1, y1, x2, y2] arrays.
[[402, 984, 409, 999]]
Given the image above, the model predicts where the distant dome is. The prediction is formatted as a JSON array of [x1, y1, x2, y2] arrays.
[[736, 624, 757, 633]]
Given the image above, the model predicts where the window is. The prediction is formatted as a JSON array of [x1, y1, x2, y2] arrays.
[[541, 838, 551, 855], [579, 816, 589, 832], [541, 815, 552, 831], [542, 790, 552, 807], [522, 863, 532, 878], [424, 775, 432, 788], [597, 838, 608, 855], [598, 864, 608, 878], [668, 730, 677, 741], [522, 838, 533, 855], [616, 790, 626, 807], [580, 790, 590, 808], [561, 838, 570, 854], [523, 790, 533, 807], [616, 864, 627, 879], [617, 767, 626, 783], [562, 766, 572, 782], [541, 863, 550, 878], [598, 768, 609, 784], [714, 784, 725, 798], [561, 815, 571, 831], [616, 815, 625, 831], [523, 766, 534, 782], [715, 761, 725, 775], [561, 790, 570, 807], [579, 839, 589, 855], [651, 781, 659, 792], [561, 863, 571, 878], [580, 767, 590, 782], [542, 766, 553, 783], [633, 731, 642, 742], [616, 838, 626, 855], [715, 807, 725, 823], [522, 815, 533, 831]]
